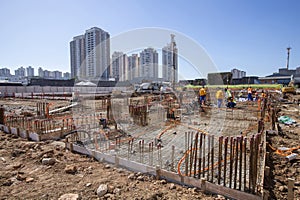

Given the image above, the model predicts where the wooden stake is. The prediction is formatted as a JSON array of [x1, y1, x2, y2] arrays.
[[229, 137, 234, 188], [198, 132, 203, 179], [287, 178, 294, 200], [207, 135, 211, 180], [239, 136, 243, 190], [211, 135, 214, 183], [202, 133, 206, 178], [193, 132, 199, 178], [234, 138, 238, 189], [218, 136, 223, 185], [223, 137, 228, 186], [244, 137, 247, 191]]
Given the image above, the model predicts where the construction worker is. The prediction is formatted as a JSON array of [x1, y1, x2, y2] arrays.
[[215, 88, 224, 109], [99, 113, 107, 129], [224, 88, 232, 100], [199, 86, 206, 105], [227, 97, 236, 108], [247, 87, 253, 101], [261, 90, 267, 99]]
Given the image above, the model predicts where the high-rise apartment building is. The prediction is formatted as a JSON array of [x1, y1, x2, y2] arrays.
[[38, 67, 44, 77], [162, 34, 178, 83], [52, 71, 62, 79], [128, 54, 139, 80], [70, 35, 85, 78], [70, 27, 110, 80], [0, 68, 11, 77], [26, 66, 34, 77], [43, 70, 50, 78], [139, 48, 158, 79], [111, 51, 125, 81], [15, 67, 26, 77], [63, 72, 71, 79]]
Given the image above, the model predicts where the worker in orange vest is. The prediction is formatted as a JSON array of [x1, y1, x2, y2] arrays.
[[247, 87, 253, 101]]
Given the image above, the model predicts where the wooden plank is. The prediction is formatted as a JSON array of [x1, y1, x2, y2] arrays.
[[204, 181, 261, 200]]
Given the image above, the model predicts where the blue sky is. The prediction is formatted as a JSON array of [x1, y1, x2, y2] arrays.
[[0, 0, 300, 79]]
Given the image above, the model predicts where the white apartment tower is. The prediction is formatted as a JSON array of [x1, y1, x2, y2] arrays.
[[162, 34, 178, 83], [85, 27, 110, 80], [70, 27, 110, 80], [139, 48, 158, 79]]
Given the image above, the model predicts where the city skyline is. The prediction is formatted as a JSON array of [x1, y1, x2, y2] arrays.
[[1, 0, 300, 79], [0, 66, 70, 79]]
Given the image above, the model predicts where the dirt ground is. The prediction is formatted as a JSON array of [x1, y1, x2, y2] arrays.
[[0, 131, 221, 200], [265, 95, 300, 200]]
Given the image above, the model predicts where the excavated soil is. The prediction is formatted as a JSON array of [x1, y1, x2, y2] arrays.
[[0, 131, 221, 200]]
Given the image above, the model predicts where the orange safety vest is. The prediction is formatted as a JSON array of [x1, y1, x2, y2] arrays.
[[248, 87, 252, 94]]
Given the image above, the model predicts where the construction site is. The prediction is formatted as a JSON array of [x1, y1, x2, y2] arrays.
[[0, 86, 299, 200]]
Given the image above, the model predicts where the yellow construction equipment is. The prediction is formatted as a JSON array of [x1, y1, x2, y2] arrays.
[[282, 76, 296, 95]]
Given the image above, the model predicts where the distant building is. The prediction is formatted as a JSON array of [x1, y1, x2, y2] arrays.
[[29, 77, 75, 87], [231, 68, 246, 79], [85, 27, 110, 79], [207, 72, 232, 85], [52, 71, 62, 79], [232, 76, 259, 85], [111, 51, 128, 81], [179, 78, 207, 86], [63, 72, 71, 79], [259, 67, 297, 85], [43, 70, 50, 78], [258, 75, 291, 85], [26, 66, 34, 77], [296, 66, 300, 74], [70, 35, 85, 78], [0, 68, 11, 77], [162, 34, 178, 83], [15, 67, 26, 77], [128, 54, 139, 80], [38, 67, 44, 77], [139, 48, 158, 79], [278, 68, 296, 76]]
